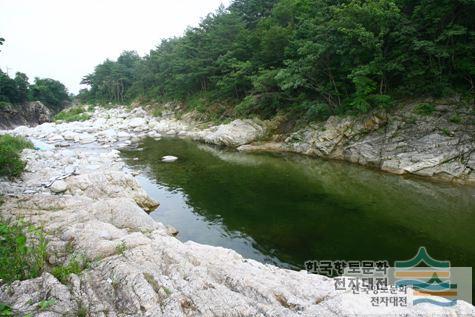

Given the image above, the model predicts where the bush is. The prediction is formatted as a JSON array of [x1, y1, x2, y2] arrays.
[[151, 106, 163, 117], [53, 107, 91, 122], [0, 303, 13, 316], [414, 103, 436, 116], [51, 256, 88, 283], [0, 135, 33, 178], [0, 220, 47, 283], [449, 114, 462, 124]]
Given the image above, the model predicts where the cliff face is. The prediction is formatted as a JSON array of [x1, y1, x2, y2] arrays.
[[0, 101, 52, 129]]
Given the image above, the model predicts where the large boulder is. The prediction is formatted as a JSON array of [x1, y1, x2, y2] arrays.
[[0, 101, 52, 129], [127, 117, 147, 129], [198, 119, 266, 147], [65, 171, 159, 212]]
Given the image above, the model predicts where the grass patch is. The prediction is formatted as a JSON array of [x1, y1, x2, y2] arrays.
[[51, 256, 87, 284], [0, 134, 33, 178], [0, 303, 13, 316], [414, 103, 436, 115], [0, 221, 47, 283], [38, 299, 55, 311], [0, 101, 10, 110], [441, 127, 453, 137], [152, 107, 163, 117], [77, 303, 88, 317], [115, 241, 127, 255], [163, 287, 172, 296], [53, 107, 91, 123], [449, 114, 462, 124]]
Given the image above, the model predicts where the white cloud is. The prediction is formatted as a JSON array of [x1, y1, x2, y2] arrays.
[[0, 0, 230, 93]]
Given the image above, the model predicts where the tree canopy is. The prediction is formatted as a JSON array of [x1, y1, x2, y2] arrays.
[[0, 36, 70, 112], [29, 78, 70, 113], [80, 0, 475, 119], [0, 70, 70, 112]]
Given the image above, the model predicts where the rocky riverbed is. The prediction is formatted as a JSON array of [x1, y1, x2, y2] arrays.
[[0, 106, 474, 316]]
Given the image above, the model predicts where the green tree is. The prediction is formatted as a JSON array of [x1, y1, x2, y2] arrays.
[[14, 72, 29, 103], [81, 51, 141, 103], [80, 0, 475, 119], [0, 69, 19, 104], [29, 78, 70, 112]]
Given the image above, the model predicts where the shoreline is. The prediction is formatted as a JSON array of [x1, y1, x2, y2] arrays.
[[5, 104, 475, 186]]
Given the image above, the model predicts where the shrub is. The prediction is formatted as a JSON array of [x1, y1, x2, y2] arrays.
[[115, 241, 127, 255], [152, 107, 163, 117], [0, 221, 47, 283], [0, 135, 33, 178], [186, 93, 209, 113], [449, 114, 462, 124], [38, 299, 56, 311], [0, 303, 13, 316], [51, 256, 87, 283], [53, 107, 91, 122], [414, 103, 436, 116]]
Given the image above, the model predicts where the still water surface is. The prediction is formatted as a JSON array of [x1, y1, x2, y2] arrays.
[[121, 138, 475, 270]]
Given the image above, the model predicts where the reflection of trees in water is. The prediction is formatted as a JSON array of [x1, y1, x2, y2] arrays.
[[121, 137, 475, 268]]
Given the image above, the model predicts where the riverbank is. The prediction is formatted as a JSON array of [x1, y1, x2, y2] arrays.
[[0, 106, 474, 316], [10, 102, 475, 185], [0, 101, 52, 130], [239, 102, 475, 185]]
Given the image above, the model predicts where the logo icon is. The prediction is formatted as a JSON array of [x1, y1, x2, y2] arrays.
[[394, 247, 457, 306]]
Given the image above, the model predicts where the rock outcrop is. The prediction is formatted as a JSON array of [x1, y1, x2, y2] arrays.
[[0, 141, 473, 316], [239, 104, 475, 185], [0, 101, 52, 129], [190, 119, 266, 147]]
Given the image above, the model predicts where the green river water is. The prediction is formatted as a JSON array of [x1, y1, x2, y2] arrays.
[[121, 137, 475, 271]]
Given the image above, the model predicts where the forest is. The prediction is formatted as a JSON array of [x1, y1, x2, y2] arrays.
[[78, 0, 475, 120]]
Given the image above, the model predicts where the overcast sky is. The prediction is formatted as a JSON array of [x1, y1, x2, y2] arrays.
[[0, 0, 230, 94]]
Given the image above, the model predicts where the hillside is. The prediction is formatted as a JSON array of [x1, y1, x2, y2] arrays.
[[79, 0, 474, 123]]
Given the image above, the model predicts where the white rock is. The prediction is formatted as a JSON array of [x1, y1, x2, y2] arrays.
[[202, 119, 265, 147], [48, 134, 64, 142], [50, 180, 68, 193], [101, 128, 117, 138], [66, 171, 159, 212], [117, 131, 131, 140], [161, 156, 178, 163], [62, 130, 78, 141], [127, 117, 147, 128], [79, 134, 96, 144]]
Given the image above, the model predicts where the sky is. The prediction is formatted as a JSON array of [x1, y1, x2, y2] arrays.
[[0, 0, 231, 94]]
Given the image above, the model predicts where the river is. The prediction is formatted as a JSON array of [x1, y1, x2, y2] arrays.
[[121, 137, 475, 272]]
